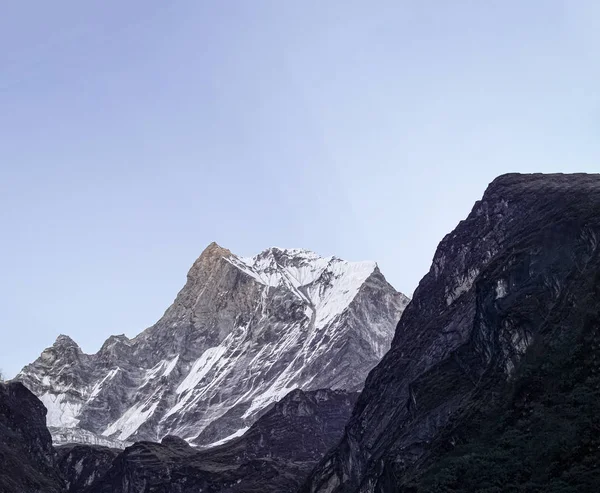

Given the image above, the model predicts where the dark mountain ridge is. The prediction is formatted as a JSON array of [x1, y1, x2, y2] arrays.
[[0, 381, 64, 493], [302, 173, 600, 492], [0, 382, 356, 493], [82, 388, 358, 493]]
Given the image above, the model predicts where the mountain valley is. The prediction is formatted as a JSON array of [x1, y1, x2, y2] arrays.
[[3, 173, 600, 493]]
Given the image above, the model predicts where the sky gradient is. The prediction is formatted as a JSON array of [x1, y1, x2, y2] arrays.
[[2, 1, 599, 378]]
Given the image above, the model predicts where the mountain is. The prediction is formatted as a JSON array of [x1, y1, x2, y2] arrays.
[[16, 245, 408, 447], [302, 173, 600, 492], [0, 381, 64, 493], [83, 388, 358, 493]]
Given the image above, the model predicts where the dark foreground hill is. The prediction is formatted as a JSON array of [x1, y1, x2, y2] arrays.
[[0, 383, 356, 493], [0, 382, 64, 493], [84, 389, 357, 493]]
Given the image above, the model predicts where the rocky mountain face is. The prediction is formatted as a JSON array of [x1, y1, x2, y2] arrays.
[[83, 388, 358, 493], [56, 444, 118, 493], [0, 381, 64, 493], [302, 173, 600, 493], [17, 245, 408, 447]]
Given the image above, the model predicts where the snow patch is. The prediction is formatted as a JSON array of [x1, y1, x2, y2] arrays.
[[88, 367, 120, 401], [142, 355, 179, 385], [176, 347, 226, 394], [40, 393, 82, 427], [309, 259, 376, 327], [495, 279, 508, 299], [243, 384, 296, 419], [74, 458, 84, 475], [163, 355, 179, 377], [102, 399, 159, 441], [205, 426, 250, 447]]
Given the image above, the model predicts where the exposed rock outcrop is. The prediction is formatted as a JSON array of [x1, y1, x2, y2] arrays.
[[56, 444, 118, 493], [0, 382, 64, 493]]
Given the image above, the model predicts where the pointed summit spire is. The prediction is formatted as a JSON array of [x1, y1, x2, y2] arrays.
[[198, 242, 232, 261], [53, 334, 80, 349], [186, 242, 234, 282]]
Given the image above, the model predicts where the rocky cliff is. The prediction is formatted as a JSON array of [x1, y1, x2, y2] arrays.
[[302, 173, 600, 492], [56, 444, 118, 493], [0, 381, 64, 493]]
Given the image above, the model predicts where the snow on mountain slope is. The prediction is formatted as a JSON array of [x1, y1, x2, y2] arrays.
[[16, 243, 409, 446], [49, 426, 131, 449]]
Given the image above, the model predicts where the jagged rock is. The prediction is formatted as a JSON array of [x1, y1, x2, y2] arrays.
[[0, 382, 64, 493], [17, 246, 407, 447], [160, 435, 193, 452], [56, 444, 118, 493], [85, 388, 358, 493], [302, 173, 600, 492]]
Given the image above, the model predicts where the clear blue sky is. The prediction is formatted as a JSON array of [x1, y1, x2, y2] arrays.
[[1, 1, 599, 378]]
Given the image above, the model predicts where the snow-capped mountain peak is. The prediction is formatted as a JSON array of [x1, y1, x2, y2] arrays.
[[17, 243, 409, 447], [227, 247, 378, 328], [235, 246, 376, 287]]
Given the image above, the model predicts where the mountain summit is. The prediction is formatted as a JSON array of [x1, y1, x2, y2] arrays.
[[17, 245, 409, 447]]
